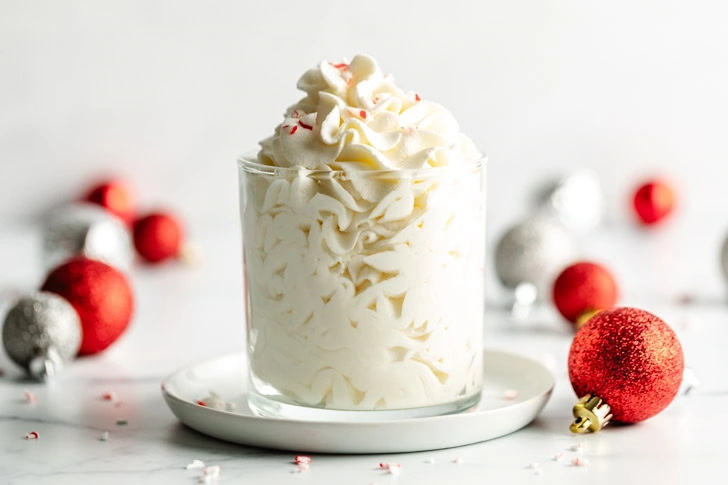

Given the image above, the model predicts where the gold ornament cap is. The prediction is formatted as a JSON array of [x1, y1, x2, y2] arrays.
[[570, 394, 613, 433], [575, 309, 603, 330]]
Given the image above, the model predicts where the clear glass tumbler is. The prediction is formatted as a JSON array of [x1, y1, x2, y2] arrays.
[[238, 154, 486, 420]]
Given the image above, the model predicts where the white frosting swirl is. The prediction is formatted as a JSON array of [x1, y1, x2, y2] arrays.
[[244, 55, 485, 412], [258, 54, 479, 170]]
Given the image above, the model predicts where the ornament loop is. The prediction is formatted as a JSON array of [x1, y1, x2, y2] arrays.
[[570, 394, 613, 434]]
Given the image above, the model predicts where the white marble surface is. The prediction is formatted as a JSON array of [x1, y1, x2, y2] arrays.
[[1, 223, 727, 484]]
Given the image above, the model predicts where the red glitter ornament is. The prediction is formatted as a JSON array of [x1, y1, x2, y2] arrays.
[[568, 307, 684, 432], [632, 179, 675, 225], [41, 257, 134, 355], [553, 262, 618, 325], [83, 179, 135, 225], [133, 212, 183, 264]]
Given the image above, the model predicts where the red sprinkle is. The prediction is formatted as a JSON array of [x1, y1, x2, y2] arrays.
[[290, 125, 298, 135], [298, 120, 313, 130], [102, 392, 117, 402], [24, 390, 37, 404], [294, 455, 312, 465], [415, 93, 422, 101], [360, 110, 367, 119], [332, 62, 348, 70], [196, 400, 207, 407], [25, 431, 39, 440], [282, 124, 290, 129]]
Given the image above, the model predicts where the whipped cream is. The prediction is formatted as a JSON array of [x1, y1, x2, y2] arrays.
[[258, 54, 479, 171], [243, 55, 485, 411]]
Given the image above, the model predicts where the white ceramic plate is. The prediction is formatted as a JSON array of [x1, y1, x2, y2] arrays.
[[162, 349, 554, 454]]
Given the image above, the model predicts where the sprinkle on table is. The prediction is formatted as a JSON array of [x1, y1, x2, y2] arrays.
[[572, 457, 589, 467], [116, 418, 128, 426], [24, 431, 39, 440], [203, 465, 220, 477], [186, 459, 205, 470], [424, 458, 435, 464], [503, 389, 519, 400], [99, 431, 109, 442], [294, 455, 312, 465], [379, 463, 401, 475], [23, 390, 37, 404], [453, 457, 463, 464], [527, 462, 541, 470], [553, 452, 565, 462], [570, 443, 584, 454], [102, 392, 118, 402]]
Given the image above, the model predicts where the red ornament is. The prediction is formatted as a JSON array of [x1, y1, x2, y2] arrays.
[[133, 212, 183, 264], [84, 179, 135, 225], [632, 179, 675, 225], [41, 257, 134, 355], [568, 307, 684, 432], [553, 262, 618, 325]]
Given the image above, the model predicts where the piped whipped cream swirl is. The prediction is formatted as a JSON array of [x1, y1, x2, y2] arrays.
[[245, 55, 485, 411], [258, 54, 479, 170]]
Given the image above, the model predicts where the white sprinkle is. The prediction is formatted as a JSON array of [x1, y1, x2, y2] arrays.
[[527, 462, 541, 469], [24, 390, 37, 404], [186, 459, 205, 470], [534, 468, 543, 476], [503, 389, 520, 400], [572, 457, 589, 467], [424, 458, 435, 464], [388, 465, 401, 475], [198, 477, 212, 484], [553, 452, 564, 462], [99, 431, 109, 442], [570, 443, 584, 454], [203, 465, 220, 478], [453, 457, 464, 464]]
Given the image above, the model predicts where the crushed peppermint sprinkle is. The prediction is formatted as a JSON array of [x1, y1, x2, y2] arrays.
[[116, 419, 128, 426], [203, 465, 220, 477], [282, 124, 290, 129], [290, 125, 298, 135], [553, 452, 565, 462], [295, 463, 310, 473], [453, 457, 464, 464], [186, 459, 205, 470], [24, 390, 37, 403], [298, 120, 313, 130], [379, 462, 401, 472], [414, 93, 422, 101], [99, 432, 109, 442], [424, 458, 435, 464], [294, 455, 312, 465], [572, 457, 589, 467], [359, 110, 368, 119], [102, 392, 118, 402], [570, 443, 584, 453], [25, 431, 39, 440], [503, 389, 520, 400], [197, 400, 207, 407]]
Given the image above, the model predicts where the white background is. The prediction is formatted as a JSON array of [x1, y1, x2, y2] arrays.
[[2, 0, 728, 294]]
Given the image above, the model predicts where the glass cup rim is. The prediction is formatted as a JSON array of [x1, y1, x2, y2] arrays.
[[237, 150, 487, 177]]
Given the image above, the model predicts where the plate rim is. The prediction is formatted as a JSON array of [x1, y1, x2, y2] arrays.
[[161, 348, 555, 428]]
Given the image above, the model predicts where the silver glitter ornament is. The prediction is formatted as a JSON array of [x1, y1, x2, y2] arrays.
[[494, 216, 579, 299], [534, 172, 604, 232], [2, 292, 82, 380], [43, 203, 133, 271]]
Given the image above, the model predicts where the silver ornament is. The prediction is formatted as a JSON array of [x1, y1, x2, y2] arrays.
[[494, 216, 579, 298], [2, 292, 82, 380], [43, 203, 133, 271], [535, 172, 604, 232]]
